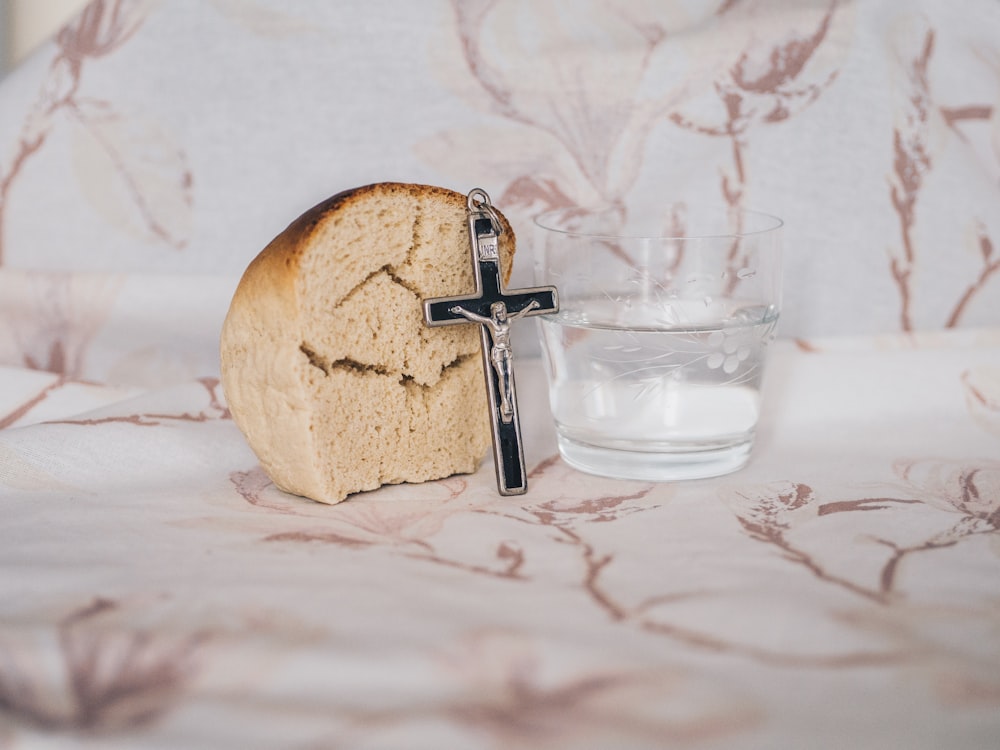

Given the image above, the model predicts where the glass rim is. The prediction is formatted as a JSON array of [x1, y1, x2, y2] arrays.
[[533, 205, 784, 241]]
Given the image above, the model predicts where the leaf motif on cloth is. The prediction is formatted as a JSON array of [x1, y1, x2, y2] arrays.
[[886, 15, 1000, 330], [43, 377, 229, 427], [0, 271, 124, 378], [817, 497, 921, 516], [0, 597, 208, 733], [422, 0, 848, 298], [0, 0, 155, 265], [727, 1, 840, 115], [727, 463, 1000, 603], [668, 1, 845, 280], [887, 19, 935, 331], [419, 0, 708, 231], [731, 481, 815, 534], [55, 0, 149, 65], [226, 468, 533, 576], [70, 98, 193, 249], [890, 459, 1000, 527], [433, 629, 760, 745], [0, 374, 66, 430]]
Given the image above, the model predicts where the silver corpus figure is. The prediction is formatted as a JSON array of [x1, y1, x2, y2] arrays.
[[422, 188, 558, 496], [449, 299, 541, 423]]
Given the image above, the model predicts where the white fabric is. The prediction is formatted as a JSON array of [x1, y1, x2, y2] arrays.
[[0, 0, 997, 339], [1, 1, 999, 746], [2, 334, 1000, 748]]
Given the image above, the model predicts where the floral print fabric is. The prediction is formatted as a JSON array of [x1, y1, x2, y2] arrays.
[[1, 0, 998, 340], [1, 1, 999, 747], [2, 336, 999, 748]]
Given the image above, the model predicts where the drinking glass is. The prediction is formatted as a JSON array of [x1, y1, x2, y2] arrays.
[[533, 203, 783, 481]]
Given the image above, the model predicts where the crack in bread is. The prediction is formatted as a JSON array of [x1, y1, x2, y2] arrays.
[[298, 344, 329, 375], [298, 344, 399, 379]]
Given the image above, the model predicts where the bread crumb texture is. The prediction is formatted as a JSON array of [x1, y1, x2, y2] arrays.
[[220, 183, 515, 503]]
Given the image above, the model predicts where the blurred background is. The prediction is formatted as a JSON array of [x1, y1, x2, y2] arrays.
[[0, 0, 88, 76], [1, 0, 997, 351]]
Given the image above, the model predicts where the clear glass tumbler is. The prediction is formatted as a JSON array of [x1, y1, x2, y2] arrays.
[[533, 203, 783, 481]]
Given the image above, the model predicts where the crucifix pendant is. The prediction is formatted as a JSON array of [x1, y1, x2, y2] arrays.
[[423, 188, 559, 495]]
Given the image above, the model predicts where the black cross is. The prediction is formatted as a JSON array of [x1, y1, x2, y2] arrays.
[[423, 190, 558, 495]]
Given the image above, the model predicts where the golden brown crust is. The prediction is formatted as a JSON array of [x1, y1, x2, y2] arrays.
[[270, 183, 514, 279]]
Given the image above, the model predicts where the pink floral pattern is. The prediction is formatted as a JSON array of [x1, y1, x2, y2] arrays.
[[0, 1, 999, 747], [0, 336, 996, 745], [0, 598, 208, 733], [888, 19, 999, 331], [0, 270, 123, 376], [0, 1, 190, 266]]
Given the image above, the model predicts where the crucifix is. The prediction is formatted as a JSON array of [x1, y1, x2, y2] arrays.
[[423, 188, 558, 495]]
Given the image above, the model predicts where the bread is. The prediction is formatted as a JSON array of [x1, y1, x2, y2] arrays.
[[220, 183, 515, 504]]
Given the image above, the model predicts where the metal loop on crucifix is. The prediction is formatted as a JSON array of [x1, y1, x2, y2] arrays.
[[423, 189, 559, 496]]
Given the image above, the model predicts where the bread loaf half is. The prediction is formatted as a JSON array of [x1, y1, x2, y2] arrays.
[[220, 183, 515, 504]]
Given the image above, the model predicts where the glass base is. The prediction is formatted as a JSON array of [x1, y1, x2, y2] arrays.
[[556, 434, 753, 482]]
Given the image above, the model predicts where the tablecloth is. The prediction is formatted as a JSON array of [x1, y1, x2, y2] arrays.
[[1, 321, 999, 749], [2, 1, 1000, 747]]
